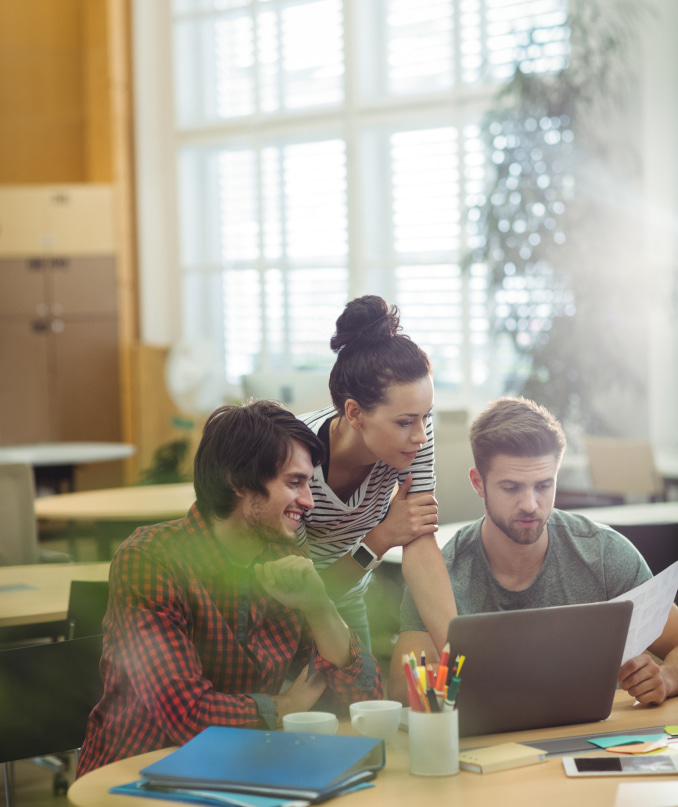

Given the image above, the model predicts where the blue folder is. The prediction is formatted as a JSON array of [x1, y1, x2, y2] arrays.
[[138, 727, 385, 802]]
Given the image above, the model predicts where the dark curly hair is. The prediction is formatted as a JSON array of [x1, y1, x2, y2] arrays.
[[328, 295, 431, 413]]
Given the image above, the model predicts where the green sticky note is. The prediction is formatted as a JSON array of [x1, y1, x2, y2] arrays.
[[588, 734, 667, 749], [665, 725, 678, 735]]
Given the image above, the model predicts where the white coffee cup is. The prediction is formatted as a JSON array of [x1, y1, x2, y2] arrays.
[[282, 711, 339, 735], [349, 700, 403, 744]]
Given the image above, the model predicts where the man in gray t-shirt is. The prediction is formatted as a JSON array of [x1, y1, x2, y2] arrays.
[[389, 397, 678, 708], [400, 510, 651, 624]]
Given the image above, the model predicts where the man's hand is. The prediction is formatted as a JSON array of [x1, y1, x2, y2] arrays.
[[254, 555, 328, 614], [367, 474, 438, 557], [619, 654, 668, 705], [272, 665, 327, 723]]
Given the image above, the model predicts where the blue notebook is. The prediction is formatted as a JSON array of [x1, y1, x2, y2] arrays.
[[110, 780, 310, 807], [139, 727, 385, 802]]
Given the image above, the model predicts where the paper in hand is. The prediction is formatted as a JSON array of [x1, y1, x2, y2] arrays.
[[609, 560, 678, 664]]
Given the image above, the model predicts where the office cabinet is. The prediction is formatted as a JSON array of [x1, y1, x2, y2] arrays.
[[0, 186, 121, 446]]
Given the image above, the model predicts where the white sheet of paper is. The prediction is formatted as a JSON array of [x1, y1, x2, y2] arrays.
[[614, 781, 678, 807], [609, 560, 678, 664]]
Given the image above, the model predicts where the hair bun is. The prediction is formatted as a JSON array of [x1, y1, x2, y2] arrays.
[[330, 295, 401, 353]]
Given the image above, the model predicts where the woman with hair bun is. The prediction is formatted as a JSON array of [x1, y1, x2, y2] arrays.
[[298, 295, 456, 655]]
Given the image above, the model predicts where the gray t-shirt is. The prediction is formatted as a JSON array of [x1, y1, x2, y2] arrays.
[[400, 509, 652, 631]]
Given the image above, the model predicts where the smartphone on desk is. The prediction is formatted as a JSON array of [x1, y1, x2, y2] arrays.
[[563, 755, 678, 777]]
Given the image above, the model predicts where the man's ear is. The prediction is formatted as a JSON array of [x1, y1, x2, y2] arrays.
[[344, 398, 363, 430], [469, 468, 485, 498]]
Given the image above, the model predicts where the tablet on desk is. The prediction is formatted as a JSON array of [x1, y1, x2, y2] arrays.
[[563, 756, 678, 777]]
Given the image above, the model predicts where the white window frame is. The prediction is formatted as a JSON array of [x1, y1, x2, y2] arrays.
[[132, 0, 678, 439]]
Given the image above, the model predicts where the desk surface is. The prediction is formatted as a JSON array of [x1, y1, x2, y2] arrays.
[[0, 442, 136, 467], [68, 691, 678, 807], [0, 561, 110, 628], [34, 482, 195, 522]]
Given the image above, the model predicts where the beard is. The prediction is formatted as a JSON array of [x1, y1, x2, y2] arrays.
[[242, 496, 297, 545], [484, 493, 548, 546]]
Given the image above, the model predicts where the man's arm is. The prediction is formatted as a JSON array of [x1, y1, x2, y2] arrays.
[[618, 604, 678, 705], [255, 555, 352, 668], [387, 630, 438, 704], [255, 555, 383, 715]]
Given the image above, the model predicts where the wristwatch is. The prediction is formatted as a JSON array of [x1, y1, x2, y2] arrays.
[[350, 541, 383, 571]]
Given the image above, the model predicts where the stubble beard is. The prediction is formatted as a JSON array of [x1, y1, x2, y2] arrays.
[[243, 496, 297, 545], [485, 496, 547, 546]]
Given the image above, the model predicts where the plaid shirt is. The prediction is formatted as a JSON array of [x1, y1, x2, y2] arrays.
[[76, 504, 382, 776]]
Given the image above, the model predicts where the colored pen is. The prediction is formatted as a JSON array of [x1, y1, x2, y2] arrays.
[[446, 653, 462, 686], [409, 653, 430, 711], [439, 641, 450, 670], [444, 675, 461, 710], [426, 687, 440, 713], [402, 656, 423, 712], [435, 663, 448, 691], [456, 654, 466, 676]]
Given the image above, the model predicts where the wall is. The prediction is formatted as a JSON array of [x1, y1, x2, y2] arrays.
[[0, 0, 112, 183], [0, 0, 139, 487]]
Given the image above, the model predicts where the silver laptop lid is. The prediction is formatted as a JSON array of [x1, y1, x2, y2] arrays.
[[447, 600, 633, 737]]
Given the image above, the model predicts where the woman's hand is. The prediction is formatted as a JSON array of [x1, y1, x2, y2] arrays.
[[365, 474, 438, 557]]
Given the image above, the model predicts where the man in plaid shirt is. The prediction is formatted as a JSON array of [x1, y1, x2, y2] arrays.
[[77, 400, 382, 776]]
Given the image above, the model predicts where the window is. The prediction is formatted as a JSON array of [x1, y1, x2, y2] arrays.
[[171, 0, 570, 401]]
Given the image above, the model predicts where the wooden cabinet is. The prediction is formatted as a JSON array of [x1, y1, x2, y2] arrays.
[[0, 185, 121, 447]]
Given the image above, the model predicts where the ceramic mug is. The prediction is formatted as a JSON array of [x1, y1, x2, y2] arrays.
[[349, 700, 403, 744], [282, 711, 339, 735]]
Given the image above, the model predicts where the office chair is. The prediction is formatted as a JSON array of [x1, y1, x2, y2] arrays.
[[584, 436, 666, 502], [0, 463, 70, 565], [0, 634, 104, 806], [67, 579, 110, 639]]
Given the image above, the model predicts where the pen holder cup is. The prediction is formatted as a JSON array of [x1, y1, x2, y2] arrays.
[[409, 708, 459, 776]]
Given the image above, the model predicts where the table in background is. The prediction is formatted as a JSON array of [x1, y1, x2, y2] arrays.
[[571, 502, 678, 576], [34, 483, 195, 560], [384, 504, 678, 575], [0, 442, 136, 493], [67, 690, 678, 807], [0, 561, 110, 643]]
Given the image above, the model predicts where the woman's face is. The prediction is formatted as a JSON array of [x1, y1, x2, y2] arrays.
[[352, 375, 434, 469]]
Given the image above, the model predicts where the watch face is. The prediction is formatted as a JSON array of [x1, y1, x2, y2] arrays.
[[352, 544, 375, 569]]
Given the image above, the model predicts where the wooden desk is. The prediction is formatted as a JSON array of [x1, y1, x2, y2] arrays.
[[68, 691, 678, 807], [0, 561, 109, 641], [34, 483, 195, 560], [34, 483, 194, 522]]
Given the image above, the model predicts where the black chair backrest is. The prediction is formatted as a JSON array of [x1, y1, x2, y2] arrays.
[[0, 634, 104, 763], [67, 580, 110, 639]]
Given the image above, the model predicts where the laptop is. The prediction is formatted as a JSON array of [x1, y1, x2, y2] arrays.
[[446, 600, 633, 737]]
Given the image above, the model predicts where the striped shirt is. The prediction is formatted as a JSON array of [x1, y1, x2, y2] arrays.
[[297, 406, 435, 608]]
